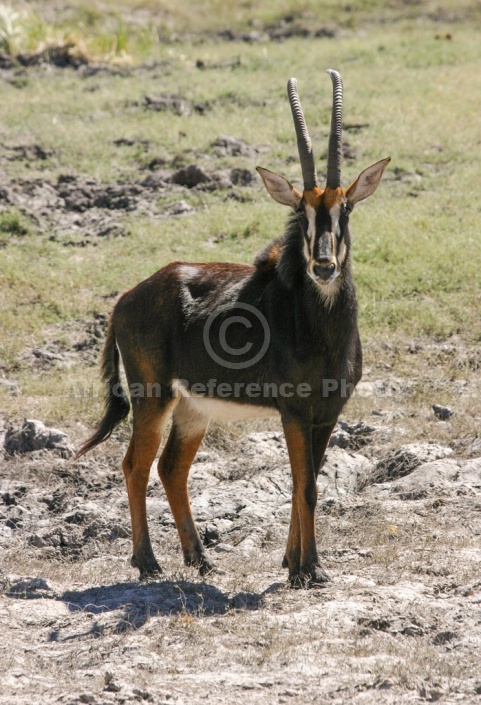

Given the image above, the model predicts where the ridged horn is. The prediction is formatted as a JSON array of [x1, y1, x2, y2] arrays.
[[287, 78, 318, 191], [326, 69, 343, 189]]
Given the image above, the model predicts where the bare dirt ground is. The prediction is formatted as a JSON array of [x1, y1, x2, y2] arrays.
[[2, 413, 481, 704]]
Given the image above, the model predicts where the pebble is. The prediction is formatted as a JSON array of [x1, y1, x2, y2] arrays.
[[433, 404, 453, 420]]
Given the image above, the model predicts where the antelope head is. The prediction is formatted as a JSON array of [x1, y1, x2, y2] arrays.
[[257, 71, 390, 291]]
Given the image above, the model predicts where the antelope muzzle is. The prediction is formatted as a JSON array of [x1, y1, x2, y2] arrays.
[[312, 260, 337, 282]]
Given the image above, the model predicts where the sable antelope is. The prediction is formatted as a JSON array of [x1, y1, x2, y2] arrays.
[[77, 71, 390, 587]]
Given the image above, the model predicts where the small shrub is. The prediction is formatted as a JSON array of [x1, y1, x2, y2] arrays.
[[0, 211, 29, 236]]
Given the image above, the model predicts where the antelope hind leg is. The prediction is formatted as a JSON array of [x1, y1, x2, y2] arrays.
[[123, 399, 176, 579], [158, 400, 213, 576]]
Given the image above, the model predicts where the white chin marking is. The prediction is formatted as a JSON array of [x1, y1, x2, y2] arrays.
[[308, 270, 341, 298]]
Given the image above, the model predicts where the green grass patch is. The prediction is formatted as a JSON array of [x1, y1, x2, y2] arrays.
[[0, 210, 30, 240]]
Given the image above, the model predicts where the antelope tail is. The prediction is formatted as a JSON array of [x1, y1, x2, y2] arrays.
[[76, 318, 130, 458]]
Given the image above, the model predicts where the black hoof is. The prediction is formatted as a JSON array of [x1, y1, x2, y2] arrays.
[[198, 557, 215, 577], [184, 551, 215, 577], [138, 567, 162, 582], [131, 555, 162, 580], [289, 565, 331, 589]]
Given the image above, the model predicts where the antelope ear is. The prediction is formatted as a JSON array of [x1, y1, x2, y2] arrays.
[[257, 167, 302, 209], [345, 157, 391, 210]]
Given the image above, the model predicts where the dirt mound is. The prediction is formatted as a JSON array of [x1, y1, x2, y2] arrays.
[[0, 156, 258, 245], [213, 22, 336, 44], [0, 42, 89, 71], [4, 419, 74, 458], [364, 443, 453, 487], [212, 134, 268, 158], [144, 93, 209, 116], [21, 314, 108, 370]]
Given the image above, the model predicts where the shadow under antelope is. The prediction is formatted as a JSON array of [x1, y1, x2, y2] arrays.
[[77, 70, 390, 587]]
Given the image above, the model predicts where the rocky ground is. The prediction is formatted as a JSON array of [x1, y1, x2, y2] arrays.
[[1, 415, 481, 704], [0, 124, 262, 247]]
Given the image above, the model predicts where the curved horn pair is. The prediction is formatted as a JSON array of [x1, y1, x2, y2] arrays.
[[287, 70, 343, 190]]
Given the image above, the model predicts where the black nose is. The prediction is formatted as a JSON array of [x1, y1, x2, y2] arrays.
[[313, 262, 335, 281]]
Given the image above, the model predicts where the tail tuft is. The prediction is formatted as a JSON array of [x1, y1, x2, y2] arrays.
[[76, 319, 130, 458]]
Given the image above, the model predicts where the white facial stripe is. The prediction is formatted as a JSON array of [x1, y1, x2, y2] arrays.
[[329, 202, 345, 262], [329, 203, 341, 238], [303, 201, 346, 267], [302, 236, 310, 263], [305, 204, 317, 260]]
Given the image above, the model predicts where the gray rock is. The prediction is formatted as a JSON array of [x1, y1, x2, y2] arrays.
[[110, 524, 130, 540], [210, 169, 234, 189], [328, 428, 350, 449], [6, 575, 53, 593], [329, 420, 376, 450], [212, 134, 262, 158], [433, 404, 453, 420], [31, 346, 69, 365], [230, 168, 254, 186], [0, 525, 12, 542], [340, 420, 376, 441], [144, 93, 190, 115], [202, 523, 221, 547], [164, 200, 194, 216], [28, 534, 47, 548], [364, 443, 453, 487], [0, 377, 20, 396], [464, 438, 481, 457], [64, 509, 92, 525], [140, 171, 171, 189], [78, 695, 96, 704], [390, 459, 460, 500], [318, 447, 370, 498], [4, 419, 74, 457], [213, 542, 234, 553], [457, 457, 481, 487]]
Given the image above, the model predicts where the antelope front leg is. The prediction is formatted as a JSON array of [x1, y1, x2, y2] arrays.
[[312, 422, 336, 478], [282, 498, 301, 575], [282, 418, 330, 587]]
